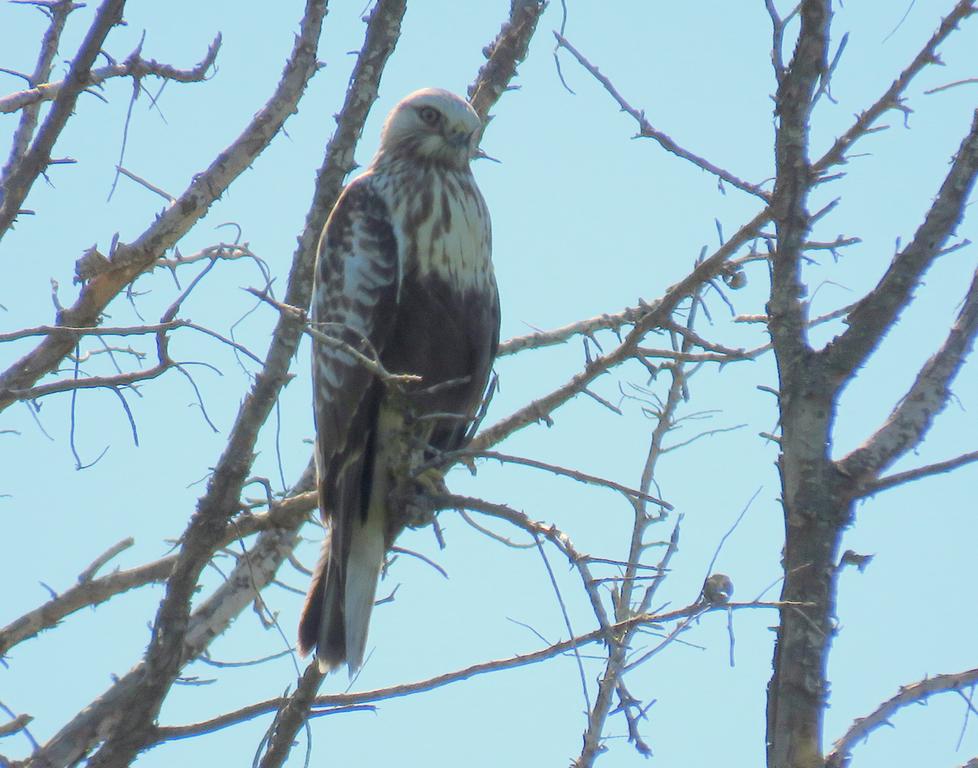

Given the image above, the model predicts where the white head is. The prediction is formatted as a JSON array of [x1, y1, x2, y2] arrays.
[[374, 88, 483, 169]]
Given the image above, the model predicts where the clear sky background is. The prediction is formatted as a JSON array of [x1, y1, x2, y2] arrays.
[[2, 1, 977, 766]]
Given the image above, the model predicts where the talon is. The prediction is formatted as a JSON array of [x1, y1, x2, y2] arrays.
[[402, 468, 447, 528], [414, 467, 448, 496]]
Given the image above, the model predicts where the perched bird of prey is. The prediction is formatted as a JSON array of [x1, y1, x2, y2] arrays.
[[298, 88, 500, 673]]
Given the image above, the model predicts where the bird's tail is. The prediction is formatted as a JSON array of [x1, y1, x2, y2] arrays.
[[337, 508, 385, 671], [297, 513, 385, 674]]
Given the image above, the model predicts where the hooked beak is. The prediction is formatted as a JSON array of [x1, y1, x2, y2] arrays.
[[445, 128, 471, 148]]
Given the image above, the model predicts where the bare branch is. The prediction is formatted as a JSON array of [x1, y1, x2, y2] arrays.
[[857, 449, 978, 497], [255, 663, 325, 768], [575, 305, 699, 767], [0, 321, 185, 343], [498, 305, 645, 357], [471, 207, 771, 452], [448, 449, 672, 509], [30, 507, 311, 768], [764, 0, 792, 83], [1, 0, 80, 180], [926, 76, 978, 95], [0, 492, 315, 658], [0, 0, 322, 413], [435, 493, 614, 635], [0, 34, 221, 114], [554, 32, 771, 203], [839, 267, 978, 483], [0, 0, 127, 240], [0, 712, 34, 738], [76, 537, 134, 583], [823, 110, 978, 384], [0, 553, 173, 658], [467, 0, 546, 121], [765, 4, 836, 768], [150, 599, 786, 746], [113, 165, 175, 202], [246, 288, 420, 386], [826, 667, 978, 768], [811, 0, 978, 178]]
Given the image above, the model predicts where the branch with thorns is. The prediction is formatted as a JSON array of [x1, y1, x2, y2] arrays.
[[826, 667, 978, 768], [0, 33, 220, 114]]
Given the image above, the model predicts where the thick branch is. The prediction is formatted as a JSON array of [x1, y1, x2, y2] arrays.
[[766, 0, 827, 369], [765, 4, 837, 768], [823, 110, 978, 384], [838, 266, 978, 483], [32, 522, 304, 768], [467, 0, 545, 121], [255, 663, 325, 768], [0, 557, 172, 659]]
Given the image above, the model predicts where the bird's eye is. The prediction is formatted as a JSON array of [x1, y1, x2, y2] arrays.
[[418, 106, 440, 125]]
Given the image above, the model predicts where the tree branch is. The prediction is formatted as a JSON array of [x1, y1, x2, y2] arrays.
[[811, 0, 978, 178], [825, 667, 978, 768], [21, 5, 331, 764], [440, 449, 672, 509], [0, 491, 316, 659], [0, 0, 127, 240], [576, 305, 697, 766], [823, 110, 978, 385], [765, 4, 837, 768], [554, 31, 771, 202], [1, 0, 80, 180], [471, 207, 770, 452], [435, 493, 615, 637], [839, 266, 978, 483], [0, 34, 220, 114], [467, 0, 546, 121], [0, 0, 318, 413], [32, 520, 305, 768], [497, 304, 646, 357], [147, 598, 787, 748], [857, 448, 978, 497]]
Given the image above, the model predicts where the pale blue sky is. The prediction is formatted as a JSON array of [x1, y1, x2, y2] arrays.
[[2, 2, 977, 766]]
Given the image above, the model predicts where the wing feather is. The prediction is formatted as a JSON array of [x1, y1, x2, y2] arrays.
[[298, 175, 399, 667]]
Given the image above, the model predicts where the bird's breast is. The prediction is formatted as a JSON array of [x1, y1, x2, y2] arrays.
[[388, 167, 494, 294]]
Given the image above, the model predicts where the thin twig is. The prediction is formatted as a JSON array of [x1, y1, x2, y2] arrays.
[[554, 32, 770, 202]]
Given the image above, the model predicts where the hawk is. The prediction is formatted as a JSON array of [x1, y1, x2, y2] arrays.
[[298, 88, 500, 673]]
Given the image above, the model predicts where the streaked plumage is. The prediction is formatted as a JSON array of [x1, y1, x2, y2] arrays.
[[298, 88, 500, 673]]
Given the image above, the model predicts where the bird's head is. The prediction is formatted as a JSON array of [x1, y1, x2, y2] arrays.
[[376, 88, 483, 169]]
